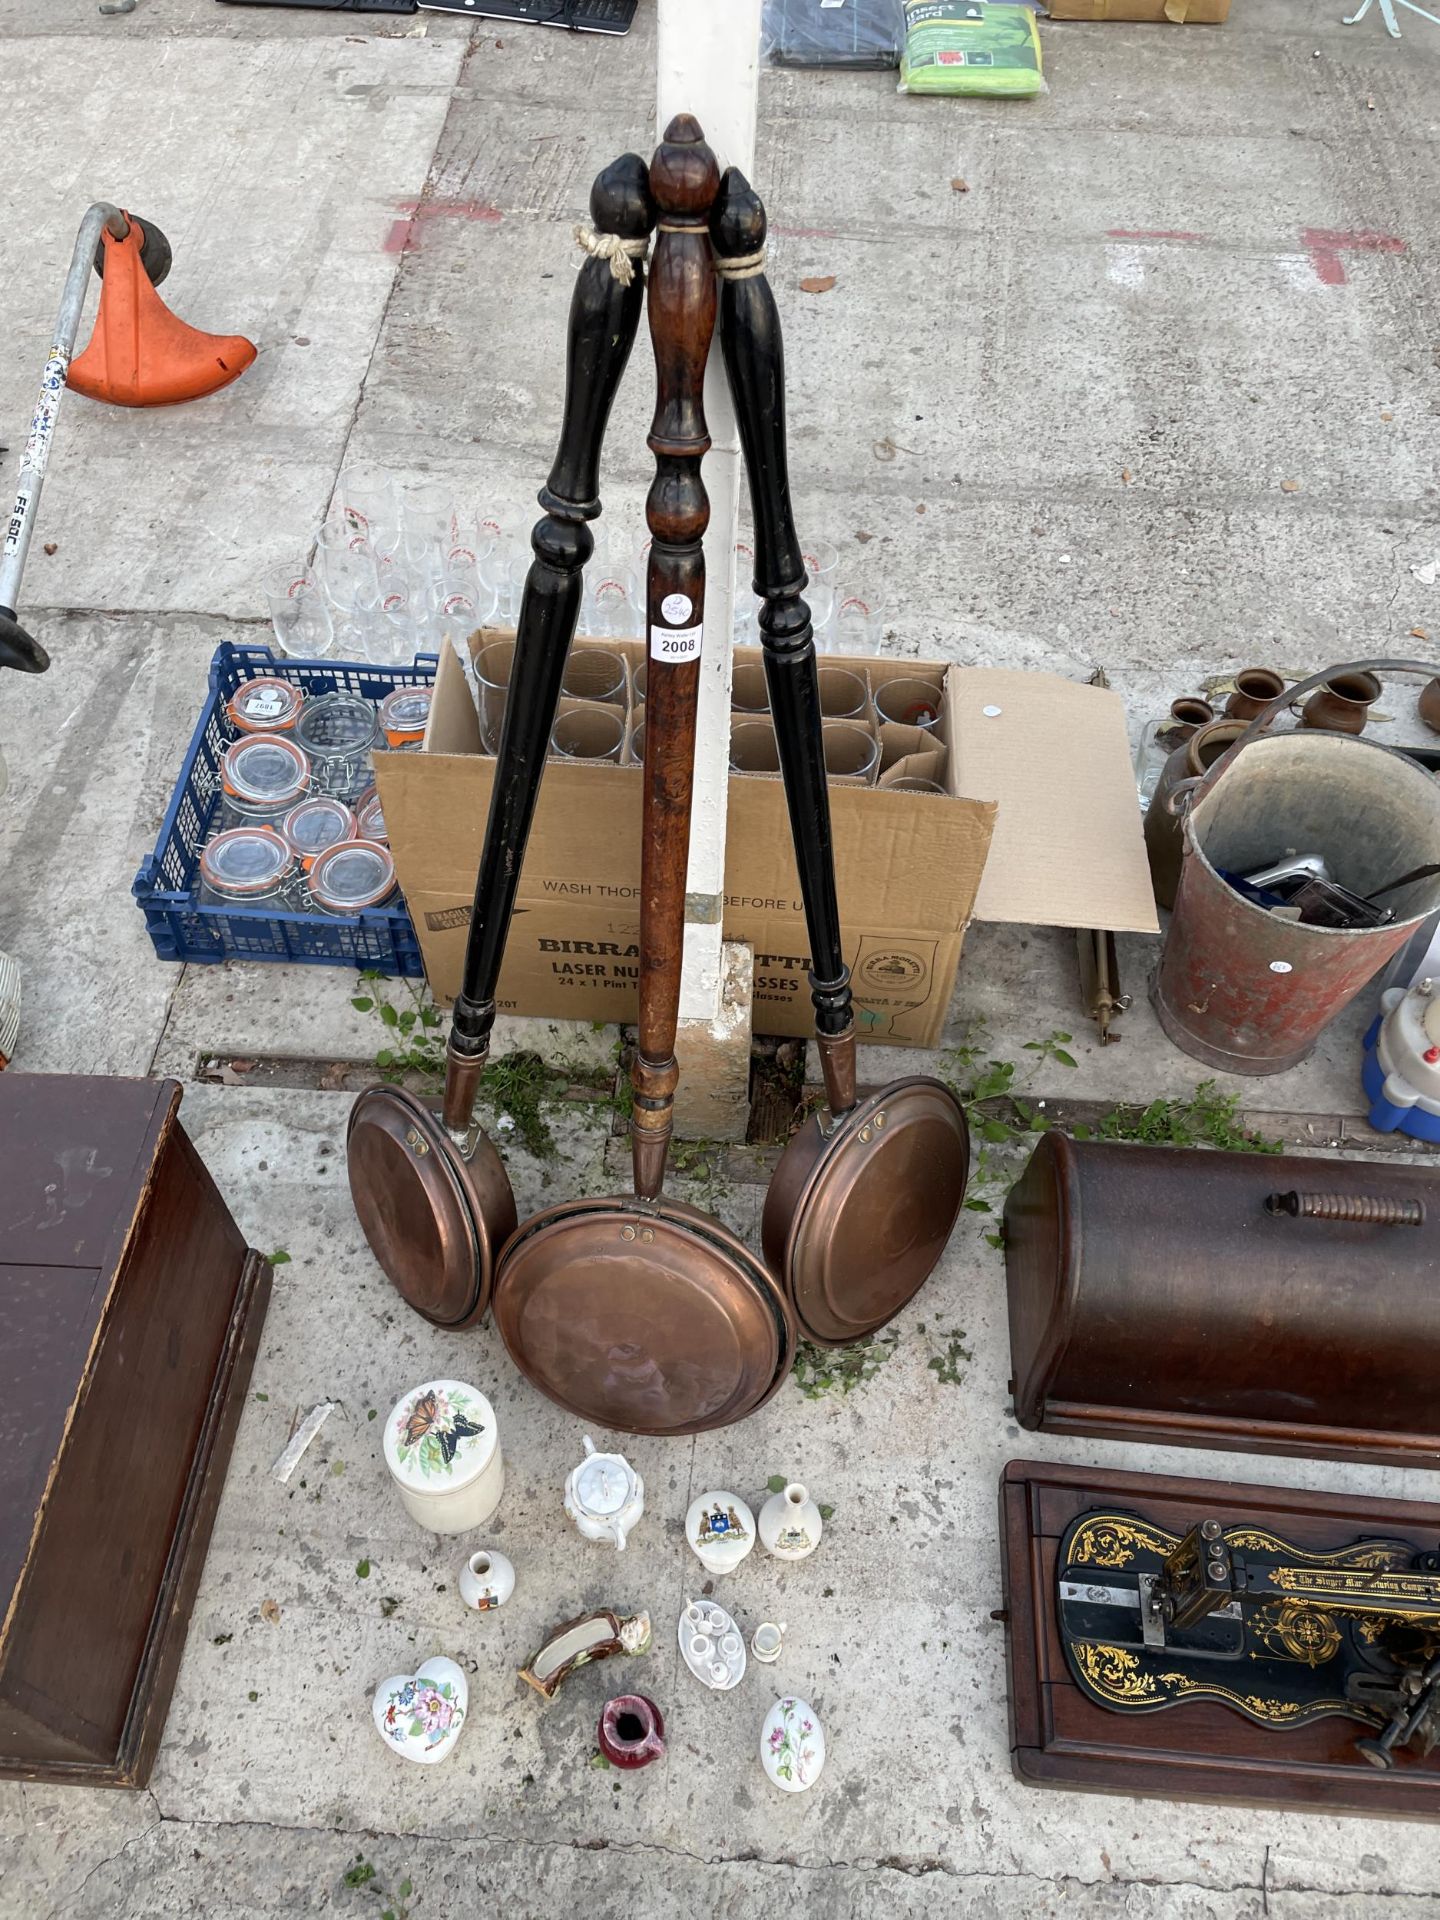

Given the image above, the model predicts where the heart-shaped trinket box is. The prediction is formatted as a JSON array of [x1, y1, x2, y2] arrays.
[[371, 1655, 468, 1764]]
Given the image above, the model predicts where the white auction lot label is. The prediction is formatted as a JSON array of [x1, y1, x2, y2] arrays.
[[660, 592, 693, 624], [649, 622, 703, 662]]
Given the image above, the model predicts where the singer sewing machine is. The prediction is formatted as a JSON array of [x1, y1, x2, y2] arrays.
[[1000, 1462, 1440, 1814]]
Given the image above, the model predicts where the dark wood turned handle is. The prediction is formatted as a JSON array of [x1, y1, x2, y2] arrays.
[[631, 114, 721, 1202], [711, 165, 856, 1119], [442, 152, 656, 1133]]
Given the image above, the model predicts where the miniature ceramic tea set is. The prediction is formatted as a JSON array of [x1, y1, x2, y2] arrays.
[[679, 1598, 747, 1691], [370, 1381, 826, 1789]]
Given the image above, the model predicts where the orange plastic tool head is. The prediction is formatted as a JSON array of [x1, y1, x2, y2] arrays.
[[68, 218, 256, 407]]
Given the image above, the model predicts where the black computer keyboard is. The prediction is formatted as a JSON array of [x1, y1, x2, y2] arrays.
[[418, 0, 636, 31]]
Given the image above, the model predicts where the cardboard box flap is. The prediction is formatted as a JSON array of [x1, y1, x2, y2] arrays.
[[948, 668, 1159, 934], [724, 777, 995, 933]]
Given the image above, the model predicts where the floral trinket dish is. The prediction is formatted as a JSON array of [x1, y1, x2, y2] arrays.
[[372, 1656, 468, 1765], [760, 1695, 825, 1792]]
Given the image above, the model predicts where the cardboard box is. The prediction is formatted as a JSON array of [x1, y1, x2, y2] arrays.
[[375, 640, 1157, 1049], [1045, 0, 1231, 20]]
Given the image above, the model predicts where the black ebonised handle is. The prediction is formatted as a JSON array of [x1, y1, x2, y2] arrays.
[[712, 167, 856, 1114], [443, 153, 656, 1131]]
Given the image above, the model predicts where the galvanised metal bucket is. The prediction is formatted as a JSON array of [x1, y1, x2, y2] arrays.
[[1153, 660, 1440, 1075]]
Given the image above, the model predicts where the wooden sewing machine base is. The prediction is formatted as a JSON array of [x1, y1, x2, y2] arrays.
[[1000, 1460, 1440, 1817]]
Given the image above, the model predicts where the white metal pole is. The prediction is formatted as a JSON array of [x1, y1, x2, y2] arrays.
[[656, 0, 762, 1022]]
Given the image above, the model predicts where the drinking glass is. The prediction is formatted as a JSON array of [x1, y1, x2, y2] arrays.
[[474, 637, 515, 753], [552, 706, 625, 763], [729, 717, 780, 774], [585, 567, 640, 641], [802, 539, 839, 591], [730, 661, 770, 714], [334, 466, 400, 564], [817, 665, 868, 719], [888, 777, 946, 795], [399, 477, 453, 568], [628, 719, 645, 765], [807, 583, 838, 653], [562, 647, 626, 704], [875, 674, 943, 730], [823, 722, 879, 783], [835, 593, 884, 654], [261, 563, 335, 658]]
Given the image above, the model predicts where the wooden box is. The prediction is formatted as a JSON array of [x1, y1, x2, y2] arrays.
[[1004, 1132, 1440, 1469], [0, 1074, 269, 1788], [1000, 1459, 1440, 1816]]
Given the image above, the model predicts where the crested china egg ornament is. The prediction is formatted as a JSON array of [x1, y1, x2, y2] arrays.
[[564, 1435, 645, 1549], [685, 1490, 755, 1575]]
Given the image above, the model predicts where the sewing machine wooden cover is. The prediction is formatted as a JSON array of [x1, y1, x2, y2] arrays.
[[1004, 1133, 1440, 1468], [1000, 1459, 1440, 1815], [0, 1075, 269, 1787]]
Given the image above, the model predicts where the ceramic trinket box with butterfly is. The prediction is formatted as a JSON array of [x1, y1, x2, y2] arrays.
[[383, 1379, 504, 1534]]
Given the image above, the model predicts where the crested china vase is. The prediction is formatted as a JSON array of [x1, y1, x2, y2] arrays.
[[759, 1481, 822, 1561]]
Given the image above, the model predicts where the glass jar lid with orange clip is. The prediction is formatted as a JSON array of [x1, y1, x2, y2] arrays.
[[227, 676, 304, 735], [281, 795, 356, 870], [197, 826, 296, 908], [219, 732, 311, 826], [307, 838, 397, 916], [379, 686, 433, 751]]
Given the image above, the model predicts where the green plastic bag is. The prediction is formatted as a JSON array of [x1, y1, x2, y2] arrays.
[[897, 0, 1046, 97]]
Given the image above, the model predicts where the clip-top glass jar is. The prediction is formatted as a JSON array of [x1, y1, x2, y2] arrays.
[[293, 692, 379, 799], [307, 838, 397, 916], [219, 732, 311, 828], [379, 686, 432, 751], [227, 676, 304, 735], [197, 826, 296, 909], [355, 785, 387, 844], [281, 796, 356, 871]]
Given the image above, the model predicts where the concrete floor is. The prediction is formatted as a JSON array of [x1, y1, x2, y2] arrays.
[[2, 0, 1440, 1914]]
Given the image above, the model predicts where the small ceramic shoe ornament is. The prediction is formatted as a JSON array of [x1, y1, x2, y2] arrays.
[[678, 1597, 746, 1692], [760, 1695, 825, 1793], [597, 1693, 666, 1770], [685, 1490, 755, 1575], [372, 1656, 467, 1764], [564, 1435, 644, 1550], [759, 1481, 823, 1561], [458, 1547, 515, 1613]]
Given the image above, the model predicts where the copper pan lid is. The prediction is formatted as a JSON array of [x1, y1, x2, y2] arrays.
[[492, 1195, 795, 1437], [762, 1077, 970, 1346], [347, 1086, 517, 1328]]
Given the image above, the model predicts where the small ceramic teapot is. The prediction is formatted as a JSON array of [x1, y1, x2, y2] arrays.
[[564, 1435, 644, 1550]]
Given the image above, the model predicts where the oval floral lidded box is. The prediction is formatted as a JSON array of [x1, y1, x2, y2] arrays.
[[383, 1378, 504, 1533]]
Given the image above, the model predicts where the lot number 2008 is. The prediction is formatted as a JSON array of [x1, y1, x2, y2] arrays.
[[649, 623, 702, 662]]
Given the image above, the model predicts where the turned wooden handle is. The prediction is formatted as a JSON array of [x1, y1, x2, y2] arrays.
[[442, 153, 655, 1135], [630, 114, 721, 1201], [712, 166, 857, 1118]]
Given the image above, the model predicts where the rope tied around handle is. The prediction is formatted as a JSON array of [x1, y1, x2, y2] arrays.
[[573, 225, 650, 286], [713, 247, 767, 283]]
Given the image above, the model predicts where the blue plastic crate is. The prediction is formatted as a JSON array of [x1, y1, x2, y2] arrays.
[[133, 642, 435, 976]]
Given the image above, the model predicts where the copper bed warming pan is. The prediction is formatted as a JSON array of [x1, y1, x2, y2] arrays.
[[347, 150, 656, 1327], [487, 118, 795, 1436], [711, 166, 971, 1344]]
